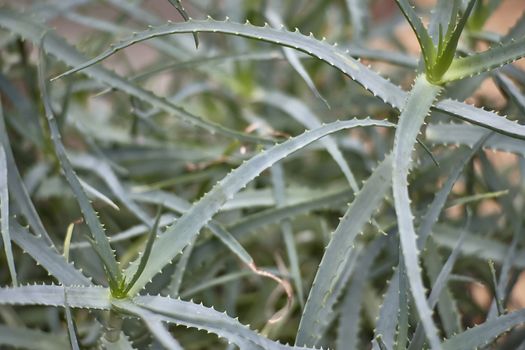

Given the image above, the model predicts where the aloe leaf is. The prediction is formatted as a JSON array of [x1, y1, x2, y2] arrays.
[[78, 177, 120, 211], [426, 123, 525, 155], [417, 134, 489, 248], [4, 9, 525, 141], [395, 261, 410, 350], [468, 0, 500, 31], [296, 155, 392, 347], [228, 187, 352, 238], [190, 187, 353, 270], [0, 11, 271, 146], [265, 7, 330, 108], [167, 0, 198, 49], [46, 16, 405, 109], [313, 242, 362, 336], [432, 0, 477, 80], [477, 152, 522, 320], [123, 206, 162, 295], [38, 38, 120, 285], [257, 91, 358, 191], [432, 224, 525, 267], [69, 214, 176, 249], [435, 98, 525, 140], [372, 270, 399, 350], [0, 99, 52, 245], [337, 237, 385, 350], [0, 285, 110, 309], [0, 325, 69, 350], [394, 0, 435, 69], [442, 309, 525, 350], [0, 74, 44, 148], [0, 144, 17, 286], [168, 234, 196, 297], [129, 190, 254, 265], [392, 74, 442, 349], [123, 119, 394, 295], [443, 36, 525, 83], [114, 296, 310, 350], [270, 163, 304, 307], [428, 0, 457, 45], [409, 228, 467, 350], [493, 72, 525, 117], [63, 288, 80, 350], [424, 239, 462, 337], [10, 220, 92, 286], [345, 0, 369, 42], [70, 154, 151, 225], [133, 305, 183, 350]]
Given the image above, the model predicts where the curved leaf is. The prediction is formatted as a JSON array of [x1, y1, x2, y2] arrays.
[[38, 41, 120, 284], [442, 309, 525, 350], [392, 74, 442, 349], [3, 9, 525, 141], [296, 156, 392, 347], [443, 37, 525, 82], [123, 118, 394, 295], [10, 221, 92, 286], [114, 296, 311, 350]]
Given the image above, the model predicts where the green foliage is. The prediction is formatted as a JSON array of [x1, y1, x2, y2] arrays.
[[0, 1, 524, 349]]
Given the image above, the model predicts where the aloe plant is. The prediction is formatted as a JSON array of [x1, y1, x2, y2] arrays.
[[0, 0, 525, 349]]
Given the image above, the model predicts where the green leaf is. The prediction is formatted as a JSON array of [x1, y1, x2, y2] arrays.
[[0, 285, 110, 309], [395, 262, 410, 350], [167, 233, 196, 297], [394, 0, 435, 69], [10, 221, 92, 286], [256, 91, 358, 191], [270, 163, 304, 307], [443, 36, 525, 83], [345, 0, 370, 42], [0, 99, 52, 245], [38, 36, 121, 286], [70, 153, 151, 225], [296, 156, 392, 347], [432, 224, 525, 267], [78, 177, 120, 211], [122, 206, 162, 296], [167, 0, 199, 49], [265, 6, 330, 108], [442, 309, 525, 350], [63, 288, 80, 350], [129, 190, 254, 265], [372, 270, 399, 350], [0, 143, 17, 286], [417, 134, 490, 248], [409, 227, 468, 350], [432, 0, 477, 81], [123, 118, 394, 295], [4, 9, 525, 141], [392, 74, 442, 349], [493, 72, 525, 117], [337, 237, 386, 350], [428, 0, 457, 45], [114, 296, 311, 350], [0, 325, 69, 350], [426, 123, 525, 155]]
